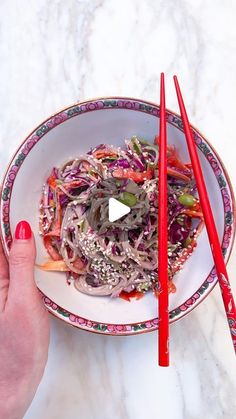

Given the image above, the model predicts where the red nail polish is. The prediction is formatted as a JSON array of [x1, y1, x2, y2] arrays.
[[15, 220, 32, 240]]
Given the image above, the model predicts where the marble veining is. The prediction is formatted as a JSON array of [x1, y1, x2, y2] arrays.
[[0, 0, 235, 418]]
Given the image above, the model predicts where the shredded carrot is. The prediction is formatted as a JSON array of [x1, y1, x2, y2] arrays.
[[182, 209, 203, 218], [93, 150, 118, 159], [113, 168, 153, 183], [167, 167, 191, 182], [37, 260, 70, 271], [168, 281, 176, 293]]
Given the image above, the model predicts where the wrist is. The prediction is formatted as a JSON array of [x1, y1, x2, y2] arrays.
[[0, 395, 22, 419], [0, 380, 32, 419]]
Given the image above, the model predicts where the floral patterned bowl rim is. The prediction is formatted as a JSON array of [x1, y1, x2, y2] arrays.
[[0, 96, 235, 336]]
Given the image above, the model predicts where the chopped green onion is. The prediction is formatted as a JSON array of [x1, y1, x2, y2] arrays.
[[168, 243, 178, 252], [131, 137, 141, 154], [102, 156, 117, 161], [133, 143, 141, 154], [133, 143, 140, 154], [142, 143, 159, 152], [147, 162, 156, 170], [49, 199, 55, 208], [139, 138, 152, 146], [88, 169, 97, 175], [137, 282, 149, 292], [78, 219, 85, 232], [183, 236, 192, 247], [176, 215, 185, 226]]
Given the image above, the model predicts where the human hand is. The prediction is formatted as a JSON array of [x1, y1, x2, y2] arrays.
[[0, 221, 50, 419]]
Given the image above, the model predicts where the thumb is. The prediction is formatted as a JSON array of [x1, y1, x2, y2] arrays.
[[8, 220, 38, 306]]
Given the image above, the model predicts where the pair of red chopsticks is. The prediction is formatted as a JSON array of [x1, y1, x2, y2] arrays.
[[157, 73, 236, 367]]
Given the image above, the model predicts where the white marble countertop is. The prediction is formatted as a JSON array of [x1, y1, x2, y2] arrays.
[[0, 1, 236, 418]]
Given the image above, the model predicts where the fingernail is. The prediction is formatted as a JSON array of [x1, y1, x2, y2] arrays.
[[15, 220, 32, 240]]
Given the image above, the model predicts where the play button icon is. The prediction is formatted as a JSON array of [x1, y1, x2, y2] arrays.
[[108, 197, 130, 222], [86, 177, 150, 242]]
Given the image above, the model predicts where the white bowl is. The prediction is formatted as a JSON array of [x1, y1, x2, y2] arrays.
[[1, 97, 235, 335]]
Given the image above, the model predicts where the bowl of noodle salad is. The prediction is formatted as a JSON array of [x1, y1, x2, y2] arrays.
[[1, 97, 235, 335]]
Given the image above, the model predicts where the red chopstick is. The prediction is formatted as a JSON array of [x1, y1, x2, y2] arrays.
[[158, 73, 169, 366], [174, 75, 236, 354]]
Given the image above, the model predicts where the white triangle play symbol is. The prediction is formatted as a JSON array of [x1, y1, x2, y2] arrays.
[[108, 197, 130, 222]]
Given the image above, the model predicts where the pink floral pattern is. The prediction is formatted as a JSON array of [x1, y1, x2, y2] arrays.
[[1, 98, 235, 335]]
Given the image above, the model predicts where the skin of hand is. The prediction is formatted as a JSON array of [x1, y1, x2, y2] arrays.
[[0, 220, 50, 419]]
